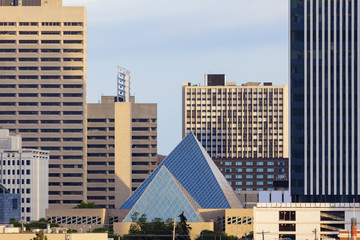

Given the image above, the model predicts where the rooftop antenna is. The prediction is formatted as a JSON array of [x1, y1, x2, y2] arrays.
[[117, 66, 131, 102]]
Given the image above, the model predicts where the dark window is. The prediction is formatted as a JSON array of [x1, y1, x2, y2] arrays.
[[279, 211, 296, 221], [279, 224, 296, 231]]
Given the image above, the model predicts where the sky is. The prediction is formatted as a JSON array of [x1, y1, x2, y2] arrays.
[[63, 0, 289, 155]]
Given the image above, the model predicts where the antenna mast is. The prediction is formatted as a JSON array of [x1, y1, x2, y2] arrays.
[[117, 66, 131, 102]]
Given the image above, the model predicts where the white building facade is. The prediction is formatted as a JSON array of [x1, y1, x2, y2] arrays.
[[0, 129, 49, 222], [254, 203, 360, 240]]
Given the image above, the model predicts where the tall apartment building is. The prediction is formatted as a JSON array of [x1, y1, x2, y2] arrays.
[[0, 129, 49, 222], [291, 0, 360, 202], [0, 0, 87, 208], [87, 96, 157, 208], [182, 75, 289, 191]]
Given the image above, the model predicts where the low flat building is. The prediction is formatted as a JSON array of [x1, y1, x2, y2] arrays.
[[0, 233, 108, 240], [254, 203, 360, 240]]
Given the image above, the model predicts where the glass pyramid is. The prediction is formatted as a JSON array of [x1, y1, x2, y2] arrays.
[[121, 132, 242, 214], [123, 166, 204, 222]]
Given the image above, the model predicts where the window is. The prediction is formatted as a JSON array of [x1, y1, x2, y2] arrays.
[[0, 22, 16, 26], [42, 22, 60, 26], [41, 40, 60, 44], [63, 31, 83, 35], [279, 224, 296, 231], [246, 162, 253, 166], [257, 162, 264, 166], [41, 31, 60, 35], [267, 168, 275, 173], [246, 175, 253, 179], [19, 31, 38, 35], [225, 161, 232, 166], [19, 40, 38, 44], [63, 40, 83, 44], [279, 211, 296, 221], [267, 162, 275, 166], [225, 175, 232, 179], [0, 40, 15, 44], [268, 175, 274, 179], [246, 168, 253, 172]]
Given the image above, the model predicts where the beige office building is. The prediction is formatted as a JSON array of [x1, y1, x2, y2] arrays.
[[87, 96, 157, 208], [182, 74, 289, 191], [0, 0, 87, 208]]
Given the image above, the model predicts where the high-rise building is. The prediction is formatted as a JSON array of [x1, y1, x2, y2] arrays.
[[87, 96, 157, 208], [0, 0, 87, 207], [0, 129, 49, 222], [182, 76, 289, 191], [290, 0, 360, 202]]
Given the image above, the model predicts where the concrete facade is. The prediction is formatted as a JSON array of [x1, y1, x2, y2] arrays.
[[0, 0, 87, 208], [182, 78, 289, 191], [46, 208, 129, 232], [87, 96, 157, 208], [254, 203, 360, 240]]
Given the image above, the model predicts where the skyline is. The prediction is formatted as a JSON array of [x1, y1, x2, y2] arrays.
[[63, 0, 289, 155]]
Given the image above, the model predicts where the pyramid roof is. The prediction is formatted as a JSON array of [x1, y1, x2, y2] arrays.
[[120, 132, 243, 211]]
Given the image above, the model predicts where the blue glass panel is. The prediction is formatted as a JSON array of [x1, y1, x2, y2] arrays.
[[121, 133, 242, 210], [123, 166, 203, 222]]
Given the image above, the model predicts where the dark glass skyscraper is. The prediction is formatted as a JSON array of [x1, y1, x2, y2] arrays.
[[291, 0, 360, 202]]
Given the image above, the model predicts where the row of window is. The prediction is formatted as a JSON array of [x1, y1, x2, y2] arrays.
[[0, 31, 83, 36], [0, 120, 83, 124], [186, 88, 284, 94], [88, 136, 114, 140], [19, 129, 83, 133], [221, 161, 284, 166], [3, 178, 31, 185], [0, 66, 83, 71], [3, 169, 31, 175], [0, 22, 83, 27], [226, 174, 283, 180], [0, 75, 83, 79], [49, 164, 83, 169], [0, 102, 83, 107], [0, 111, 83, 115], [0, 58, 83, 63], [228, 181, 274, 186], [2, 160, 32, 165], [0, 49, 82, 54], [0, 93, 83, 97], [223, 167, 285, 173], [87, 187, 115, 191], [87, 170, 115, 174], [49, 173, 82, 178], [0, 84, 83, 89], [88, 127, 114, 131], [0, 40, 83, 44]]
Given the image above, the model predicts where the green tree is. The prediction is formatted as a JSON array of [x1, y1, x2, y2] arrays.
[[11, 218, 58, 231], [92, 227, 107, 233], [241, 231, 253, 240], [196, 230, 238, 240], [32, 230, 48, 240], [73, 202, 100, 209], [176, 211, 192, 240]]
